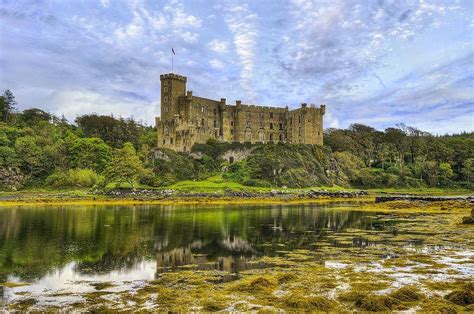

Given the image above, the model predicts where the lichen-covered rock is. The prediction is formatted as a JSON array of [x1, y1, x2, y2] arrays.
[[0, 167, 28, 191], [462, 208, 474, 224]]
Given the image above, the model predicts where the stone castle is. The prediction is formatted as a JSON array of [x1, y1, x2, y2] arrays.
[[156, 73, 325, 152]]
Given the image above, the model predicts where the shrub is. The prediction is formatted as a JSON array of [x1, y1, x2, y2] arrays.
[[46, 168, 99, 188]]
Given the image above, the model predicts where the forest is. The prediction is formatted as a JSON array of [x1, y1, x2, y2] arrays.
[[0, 89, 473, 191]]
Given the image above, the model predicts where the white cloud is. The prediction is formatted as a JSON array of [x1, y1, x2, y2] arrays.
[[49, 89, 157, 125], [223, 3, 258, 99], [164, 1, 202, 29], [209, 59, 224, 69], [208, 39, 229, 53], [100, 0, 110, 8], [180, 31, 198, 43]]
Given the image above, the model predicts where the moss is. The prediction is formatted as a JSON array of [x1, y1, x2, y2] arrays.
[[444, 290, 473, 306], [201, 298, 228, 311], [353, 294, 402, 311], [91, 282, 115, 290], [10, 298, 37, 310], [420, 297, 461, 313], [1, 282, 30, 287], [234, 276, 277, 294], [389, 286, 424, 302], [337, 290, 366, 303], [282, 291, 335, 311]]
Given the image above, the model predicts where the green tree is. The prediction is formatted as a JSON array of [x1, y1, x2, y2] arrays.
[[15, 136, 43, 175], [423, 161, 438, 187], [105, 142, 146, 188], [0, 90, 17, 122], [69, 138, 112, 173], [438, 162, 453, 186], [461, 158, 474, 182]]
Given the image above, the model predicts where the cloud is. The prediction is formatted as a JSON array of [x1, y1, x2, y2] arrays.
[[209, 59, 224, 70], [222, 3, 259, 100], [0, 0, 472, 134], [208, 39, 229, 53]]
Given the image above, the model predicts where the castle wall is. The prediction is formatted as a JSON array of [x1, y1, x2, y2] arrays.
[[156, 73, 325, 152]]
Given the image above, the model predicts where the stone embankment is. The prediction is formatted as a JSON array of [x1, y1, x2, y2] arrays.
[[375, 195, 474, 203], [101, 189, 368, 200]]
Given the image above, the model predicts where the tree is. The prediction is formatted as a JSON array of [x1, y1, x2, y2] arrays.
[[461, 158, 474, 182], [15, 136, 43, 175], [69, 137, 112, 173], [438, 162, 453, 186], [0, 89, 17, 122], [20, 108, 52, 126], [105, 142, 146, 188]]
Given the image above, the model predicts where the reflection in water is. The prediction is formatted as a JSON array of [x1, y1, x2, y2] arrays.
[[0, 202, 377, 284]]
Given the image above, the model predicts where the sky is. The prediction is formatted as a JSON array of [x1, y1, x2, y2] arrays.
[[0, 0, 473, 134]]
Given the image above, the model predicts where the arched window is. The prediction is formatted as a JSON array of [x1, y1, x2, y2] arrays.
[[165, 127, 170, 135], [279, 134, 284, 141]]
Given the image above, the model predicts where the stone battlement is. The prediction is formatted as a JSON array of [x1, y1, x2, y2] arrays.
[[156, 73, 325, 152]]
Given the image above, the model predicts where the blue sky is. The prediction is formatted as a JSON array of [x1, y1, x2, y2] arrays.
[[0, 0, 473, 134]]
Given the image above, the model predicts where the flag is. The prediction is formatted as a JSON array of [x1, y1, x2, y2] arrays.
[[172, 48, 175, 55]]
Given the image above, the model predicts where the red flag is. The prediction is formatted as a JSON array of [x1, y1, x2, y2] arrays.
[[172, 48, 175, 55]]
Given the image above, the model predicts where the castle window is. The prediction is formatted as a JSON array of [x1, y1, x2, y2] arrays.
[[213, 120, 217, 127], [279, 134, 284, 141], [259, 112, 264, 119], [231, 121, 234, 126], [270, 112, 274, 119], [270, 123, 273, 130], [246, 120, 251, 127], [299, 115, 301, 123], [214, 109, 217, 115], [163, 139, 165, 145], [298, 128, 302, 136], [231, 129, 234, 134], [259, 132, 265, 142], [270, 133, 273, 141], [165, 127, 170, 135], [259, 120, 264, 129], [163, 87, 168, 92], [164, 106, 168, 112], [290, 117, 293, 124], [170, 138, 173, 144], [201, 118, 205, 126], [279, 113, 284, 119], [246, 111, 251, 118], [201, 106, 204, 113], [279, 123, 283, 130], [164, 96, 169, 102], [163, 80, 168, 86]]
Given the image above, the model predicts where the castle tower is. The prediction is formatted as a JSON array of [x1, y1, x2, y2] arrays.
[[160, 73, 187, 122]]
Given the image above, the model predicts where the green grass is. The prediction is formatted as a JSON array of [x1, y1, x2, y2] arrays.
[[167, 176, 265, 192]]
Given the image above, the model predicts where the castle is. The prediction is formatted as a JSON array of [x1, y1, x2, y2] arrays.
[[156, 73, 325, 152]]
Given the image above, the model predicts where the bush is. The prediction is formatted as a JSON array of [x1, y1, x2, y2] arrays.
[[46, 168, 99, 188]]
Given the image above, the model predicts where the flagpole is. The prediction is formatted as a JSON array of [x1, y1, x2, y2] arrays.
[[172, 50, 174, 73]]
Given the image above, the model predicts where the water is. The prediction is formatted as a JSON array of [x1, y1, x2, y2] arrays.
[[0, 203, 378, 284], [2, 201, 472, 310]]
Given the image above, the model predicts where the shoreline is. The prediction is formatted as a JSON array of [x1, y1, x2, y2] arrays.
[[0, 188, 472, 207], [0, 195, 374, 207]]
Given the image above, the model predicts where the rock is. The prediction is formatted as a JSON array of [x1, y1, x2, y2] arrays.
[[462, 208, 474, 224]]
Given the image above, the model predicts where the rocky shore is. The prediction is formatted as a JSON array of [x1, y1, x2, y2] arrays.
[[100, 188, 369, 200], [375, 195, 474, 203]]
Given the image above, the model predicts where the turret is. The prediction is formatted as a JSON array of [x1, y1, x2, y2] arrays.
[[160, 73, 187, 122]]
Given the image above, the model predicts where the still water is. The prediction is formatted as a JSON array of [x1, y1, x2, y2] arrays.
[[0, 202, 381, 299]]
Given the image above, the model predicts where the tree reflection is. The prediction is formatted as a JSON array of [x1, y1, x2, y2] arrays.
[[0, 202, 374, 281]]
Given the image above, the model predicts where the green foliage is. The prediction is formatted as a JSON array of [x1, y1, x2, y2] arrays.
[[75, 114, 150, 149], [69, 137, 112, 172], [104, 142, 146, 188], [438, 162, 453, 186], [0, 89, 16, 122], [45, 168, 100, 188]]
